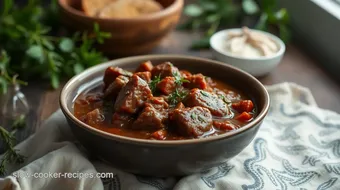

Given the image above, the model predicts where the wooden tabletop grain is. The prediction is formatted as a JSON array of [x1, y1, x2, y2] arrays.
[[7, 29, 340, 147]]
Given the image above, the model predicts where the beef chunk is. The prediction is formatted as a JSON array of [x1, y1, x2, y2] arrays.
[[174, 102, 185, 109], [169, 102, 185, 120], [132, 97, 169, 130], [136, 61, 153, 72], [185, 88, 231, 117], [187, 74, 209, 90], [103, 67, 132, 90], [114, 75, 152, 114], [112, 113, 134, 128], [81, 109, 104, 126], [157, 76, 176, 95], [103, 75, 129, 99], [172, 106, 213, 137], [132, 104, 168, 131], [147, 97, 169, 110], [135, 71, 151, 83], [151, 62, 179, 79]]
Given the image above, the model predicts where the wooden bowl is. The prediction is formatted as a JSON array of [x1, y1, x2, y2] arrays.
[[58, 0, 183, 56], [60, 55, 270, 177]]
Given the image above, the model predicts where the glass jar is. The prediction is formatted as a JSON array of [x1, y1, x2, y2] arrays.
[[0, 84, 29, 120]]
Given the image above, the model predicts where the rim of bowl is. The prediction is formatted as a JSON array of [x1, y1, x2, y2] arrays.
[[60, 54, 270, 145], [210, 28, 286, 61], [58, 0, 183, 22]]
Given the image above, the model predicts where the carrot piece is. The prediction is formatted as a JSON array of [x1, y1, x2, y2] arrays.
[[232, 100, 254, 113], [235, 112, 253, 121], [151, 130, 167, 140]]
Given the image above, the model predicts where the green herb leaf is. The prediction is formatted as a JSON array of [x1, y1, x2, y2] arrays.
[[168, 89, 188, 106], [200, 1, 217, 11], [42, 39, 55, 50], [278, 23, 291, 43], [190, 37, 211, 50], [176, 20, 194, 30], [1, 0, 13, 16], [73, 63, 84, 74], [219, 94, 231, 104], [50, 72, 59, 89], [173, 72, 189, 86], [184, 4, 203, 17], [206, 14, 220, 23], [242, 0, 259, 15], [191, 113, 196, 120], [274, 8, 289, 24], [149, 75, 161, 93], [0, 78, 8, 94], [198, 115, 205, 122], [93, 23, 111, 44], [59, 38, 74, 53], [262, 0, 276, 11], [255, 13, 268, 31], [12, 115, 26, 130], [26, 45, 44, 63], [200, 90, 209, 97]]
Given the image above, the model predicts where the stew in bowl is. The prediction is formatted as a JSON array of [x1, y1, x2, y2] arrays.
[[74, 61, 256, 140], [60, 55, 269, 176]]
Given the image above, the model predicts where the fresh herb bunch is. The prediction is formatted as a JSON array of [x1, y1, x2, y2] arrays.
[[0, 0, 111, 90], [0, 115, 27, 175], [179, 0, 290, 49]]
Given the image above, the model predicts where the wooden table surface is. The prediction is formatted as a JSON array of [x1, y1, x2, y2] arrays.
[[9, 29, 340, 146]]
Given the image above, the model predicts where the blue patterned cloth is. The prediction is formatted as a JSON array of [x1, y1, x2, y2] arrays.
[[1, 83, 340, 190], [95, 83, 340, 190]]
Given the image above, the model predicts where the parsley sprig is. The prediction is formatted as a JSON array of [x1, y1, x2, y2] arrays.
[[168, 89, 188, 106], [173, 72, 189, 86], [149, 75, 162, 93]]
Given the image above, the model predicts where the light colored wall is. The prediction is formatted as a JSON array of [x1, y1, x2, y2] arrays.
[[279, 0, 340, 80]]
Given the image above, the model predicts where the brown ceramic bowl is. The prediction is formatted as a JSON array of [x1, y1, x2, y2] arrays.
[[58, 0, 183, 56], [60, 55, 270, 177]]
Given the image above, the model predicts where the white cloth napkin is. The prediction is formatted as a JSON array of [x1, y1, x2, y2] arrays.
[[1, 82, 340, 190]]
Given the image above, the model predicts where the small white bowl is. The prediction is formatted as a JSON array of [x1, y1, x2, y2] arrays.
[[210, 28, 286, 77]]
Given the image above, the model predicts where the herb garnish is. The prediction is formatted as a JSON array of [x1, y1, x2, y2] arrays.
[[191, 113, 196, 120], [200, 90, 209, 97], [0, 115, 27, 175], [168, 89, 188, 106], [149, 75, 161, 93], [173, 72, 189, 86], [219, 94, 231, 104], [198, 115, 205, 122], [190, 113, 206, 122]]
